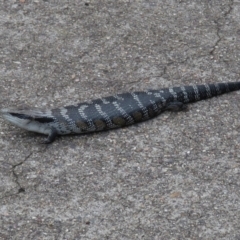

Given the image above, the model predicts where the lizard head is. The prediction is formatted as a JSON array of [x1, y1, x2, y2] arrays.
[[0, 108, 55, 135]]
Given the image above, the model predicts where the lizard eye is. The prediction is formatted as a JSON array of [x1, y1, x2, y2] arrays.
[[34, 117, 54, 123]]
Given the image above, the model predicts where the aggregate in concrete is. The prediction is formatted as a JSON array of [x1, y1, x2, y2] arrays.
[[0, 0, 240, 239]]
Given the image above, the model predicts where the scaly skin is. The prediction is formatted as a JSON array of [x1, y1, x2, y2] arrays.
[[1, 82, 240, 143]]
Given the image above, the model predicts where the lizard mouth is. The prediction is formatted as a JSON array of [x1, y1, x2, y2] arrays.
[[9, 112, 54, 123]]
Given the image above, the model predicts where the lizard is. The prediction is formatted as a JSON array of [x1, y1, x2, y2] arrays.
[[1, 81, 239, 143]]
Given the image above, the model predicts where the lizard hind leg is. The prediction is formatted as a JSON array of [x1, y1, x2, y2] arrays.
[[165, 101, 188, 112]]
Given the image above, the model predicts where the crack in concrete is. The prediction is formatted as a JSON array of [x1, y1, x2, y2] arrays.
[[1, 145, 47, 199], [209, 0, 234, 55], [0, 153, 32, 200], [11, 152, 33, 194]]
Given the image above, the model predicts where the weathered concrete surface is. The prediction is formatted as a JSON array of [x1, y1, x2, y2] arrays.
[[0, 0, 240, 239]]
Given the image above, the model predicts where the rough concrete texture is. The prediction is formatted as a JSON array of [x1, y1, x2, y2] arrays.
[[0, 0, 240, 239]]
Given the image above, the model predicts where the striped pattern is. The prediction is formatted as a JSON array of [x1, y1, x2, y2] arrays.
[[1, 82, 240, 143]]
